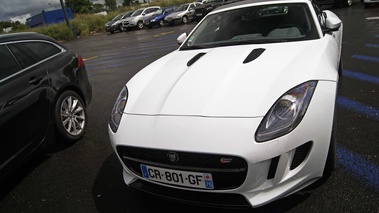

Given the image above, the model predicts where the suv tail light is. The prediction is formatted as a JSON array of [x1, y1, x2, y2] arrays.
[[78, 54, 85, 68]]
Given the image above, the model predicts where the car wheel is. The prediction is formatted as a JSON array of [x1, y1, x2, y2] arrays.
[[159, 20, 164, 27], [137, 21, 144, 29], [182, 16, 188, 24], [54, 90, 87, 143], [343, 0, 353, 6], [119, 24, 123, 32]]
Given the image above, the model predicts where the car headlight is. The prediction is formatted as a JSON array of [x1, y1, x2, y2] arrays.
[[255, 81, 317, 142], [109, 86, 128, 132]]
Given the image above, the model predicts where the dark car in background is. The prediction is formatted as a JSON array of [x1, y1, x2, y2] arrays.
[[105, 11, 134, 33], [193, 0, 241, 22], [144, 6, 177, 28], [0, 32, 92, 182], [316, 0, 352, 7]]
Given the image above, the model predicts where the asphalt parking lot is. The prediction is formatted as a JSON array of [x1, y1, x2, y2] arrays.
[[0, 2, 378, 212]]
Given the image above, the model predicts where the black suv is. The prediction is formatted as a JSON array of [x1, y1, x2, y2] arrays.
[[0, 32, 92, 181]]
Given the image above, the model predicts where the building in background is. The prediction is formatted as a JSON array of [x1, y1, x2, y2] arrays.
[[26, 8, 73, 28]]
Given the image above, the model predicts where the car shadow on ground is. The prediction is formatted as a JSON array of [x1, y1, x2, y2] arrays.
[[93, 153, 312, 213], [0, 141, 74, 202]]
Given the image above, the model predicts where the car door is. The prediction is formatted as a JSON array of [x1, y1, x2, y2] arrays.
[[0, 42, 50, 175], [188, 4, 196, 19]]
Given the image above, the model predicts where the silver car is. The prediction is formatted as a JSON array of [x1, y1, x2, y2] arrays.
[[164, 2, 202, 25], [121, 6, 161, 30]]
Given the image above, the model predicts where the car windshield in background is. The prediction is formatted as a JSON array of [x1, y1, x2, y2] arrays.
[[112, 14, 124, 21], [153, 9, 163, 15], [132, 9, 143, 16], [181, 3, 319, 50], [175, 4, 189, 12]]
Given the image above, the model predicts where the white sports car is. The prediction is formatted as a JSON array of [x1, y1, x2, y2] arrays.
[[109, 0, 343, 208]]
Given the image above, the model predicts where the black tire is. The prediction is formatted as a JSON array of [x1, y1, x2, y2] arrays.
[[137, 21, 144, 29], [343, 0, 353, 6], [159, 20, 164, 27], [54, 90, 87, 143], [182, 16, 188, 24], [338, 59, 343, 77], [321, 127, 337, 182], [119, 24, 123, 32]]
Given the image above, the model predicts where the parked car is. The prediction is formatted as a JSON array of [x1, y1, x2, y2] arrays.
[[144, 6, 177, 28], [193, 0, 241, 22], [316, 0, 352, 7], [362, 0, 379, 7], [0, 32, 92, 182], [105, 11, 134, 33], [109, 0, 343, 208], [121, 6, 161, 30], [164, 2, 202, 26]]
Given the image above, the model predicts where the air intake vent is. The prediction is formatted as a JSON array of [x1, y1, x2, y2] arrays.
[[243, 48, 265, 64], [290, 142, 312, 170], [187, 53, 206, 67], [267, 156, 280, 180]]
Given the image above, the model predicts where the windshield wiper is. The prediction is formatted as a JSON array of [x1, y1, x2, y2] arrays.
[[180, 45, 211, 50]]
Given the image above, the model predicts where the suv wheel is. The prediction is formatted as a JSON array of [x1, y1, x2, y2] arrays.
[[159, 20, 164, 27], [54, 90, 87, 143], [182, 16, 188, 24], [137, 21, 144, 29]]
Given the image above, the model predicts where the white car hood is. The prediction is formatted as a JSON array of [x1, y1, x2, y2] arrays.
[[125, 39, 338, 117]]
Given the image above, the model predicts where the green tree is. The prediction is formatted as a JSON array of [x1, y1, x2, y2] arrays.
[[65, 0, 92, 14], [105, 0, 117, 10], [92, 3, 105, 13], [122, 0, 133, 6]]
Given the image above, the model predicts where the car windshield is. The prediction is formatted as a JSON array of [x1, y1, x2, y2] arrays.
[[132, 9, 144, 16], [153, 9, 163, 15], [112, 14, 124, 21], [180, 3, 319, 50], [175, 4, 189, 12]]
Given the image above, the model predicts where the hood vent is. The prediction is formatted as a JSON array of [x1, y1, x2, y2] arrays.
[[187, 53, 206, 67], [243, 48, 265, 64]]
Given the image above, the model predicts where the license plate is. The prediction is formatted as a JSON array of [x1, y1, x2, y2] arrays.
[[140, 164, 214, 189], [196, 13, 203, 16]]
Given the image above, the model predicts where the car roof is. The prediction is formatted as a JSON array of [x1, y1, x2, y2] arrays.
[[0, 32, 59, 44], [213, 0, 312, 12]]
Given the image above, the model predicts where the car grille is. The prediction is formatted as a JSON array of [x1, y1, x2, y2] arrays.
[[116, 146, 248, 190]]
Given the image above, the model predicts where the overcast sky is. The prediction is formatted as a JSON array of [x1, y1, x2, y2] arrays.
[[0, 0, 123, 23]]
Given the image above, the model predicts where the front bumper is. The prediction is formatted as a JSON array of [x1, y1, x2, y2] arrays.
[[105, 25, 119, 32], [109, 81, 337, 207]]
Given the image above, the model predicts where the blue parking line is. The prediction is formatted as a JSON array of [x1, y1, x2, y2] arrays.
[[343, 70, 379, 85], [366, 43, 379, 48], [352, 54, 379, 63], [336, 96, 379, 121], [337, 146, 379, 192]]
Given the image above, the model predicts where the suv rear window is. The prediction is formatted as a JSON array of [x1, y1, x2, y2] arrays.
[[0, 45, 21, 80], [13, 42, 61, 61]]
